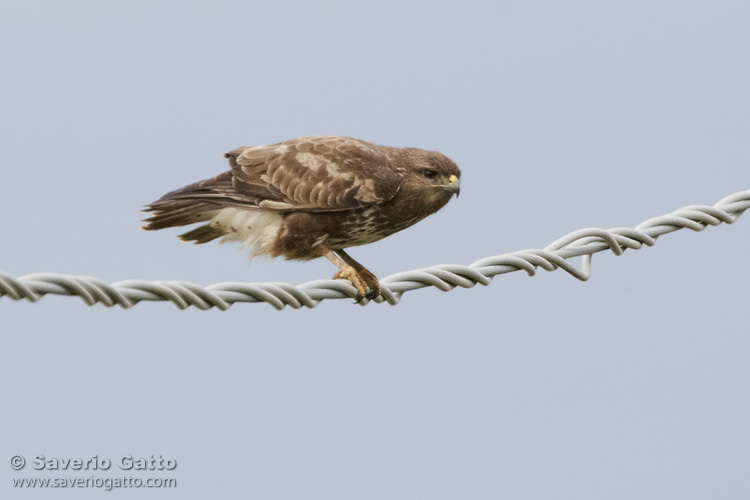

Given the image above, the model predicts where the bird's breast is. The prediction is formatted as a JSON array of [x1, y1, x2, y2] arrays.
[[326, 206, 427, 249]]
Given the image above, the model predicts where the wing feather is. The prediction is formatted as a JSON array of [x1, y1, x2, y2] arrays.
[[227, 136, 401, 211], [144, 136, 402, 232]]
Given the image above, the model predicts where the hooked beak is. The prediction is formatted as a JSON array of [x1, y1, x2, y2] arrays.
[[433, 174, 460, 198]]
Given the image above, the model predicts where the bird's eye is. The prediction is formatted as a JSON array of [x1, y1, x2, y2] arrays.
[[421, 169, 438, 179]]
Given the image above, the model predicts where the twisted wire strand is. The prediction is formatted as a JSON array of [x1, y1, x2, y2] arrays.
[[1, 189, 748, 310]]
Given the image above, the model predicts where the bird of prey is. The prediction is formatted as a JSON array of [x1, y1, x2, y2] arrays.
[[142, 136, 461, 301]]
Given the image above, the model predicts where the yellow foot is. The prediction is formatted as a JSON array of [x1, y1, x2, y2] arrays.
[[333, 265, 381, 302], [357, 267, 381, 300]]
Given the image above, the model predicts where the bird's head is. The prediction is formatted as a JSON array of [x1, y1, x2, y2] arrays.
[[398, 148, 461, 210]]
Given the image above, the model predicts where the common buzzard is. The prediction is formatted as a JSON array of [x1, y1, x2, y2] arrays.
[[142, 136, 461, 301]]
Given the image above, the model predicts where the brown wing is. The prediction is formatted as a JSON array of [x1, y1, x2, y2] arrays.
[[226, 136, 401, 211], [143, 136, 402, 234]]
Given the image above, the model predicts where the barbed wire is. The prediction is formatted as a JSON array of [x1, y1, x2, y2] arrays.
[[1, 189, 748, 310]]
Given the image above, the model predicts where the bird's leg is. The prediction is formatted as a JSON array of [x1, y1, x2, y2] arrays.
[[336, 249, 381, 300], [324, 250, 368, 301], [324, 249, 381, 302]]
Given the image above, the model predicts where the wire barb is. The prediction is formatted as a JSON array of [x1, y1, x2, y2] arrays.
[[1, 189, 748, 310]]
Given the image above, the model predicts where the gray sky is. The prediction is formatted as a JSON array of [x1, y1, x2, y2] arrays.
[[1, 1, 748, 498]]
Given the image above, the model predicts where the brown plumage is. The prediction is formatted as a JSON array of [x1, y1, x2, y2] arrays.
[[142, 136, 461, 301]]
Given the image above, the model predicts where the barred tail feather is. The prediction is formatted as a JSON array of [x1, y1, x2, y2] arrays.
[[141, 200, 220, 231], [178, 224, 224, 244], [141, 170, 282, 255], [142, 171, 236, 231]]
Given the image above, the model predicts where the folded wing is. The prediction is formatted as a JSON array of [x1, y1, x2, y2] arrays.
[[142, 136, 401, 237]]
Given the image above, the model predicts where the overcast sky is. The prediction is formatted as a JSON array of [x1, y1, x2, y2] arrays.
[[1, 1, 748, 499]]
